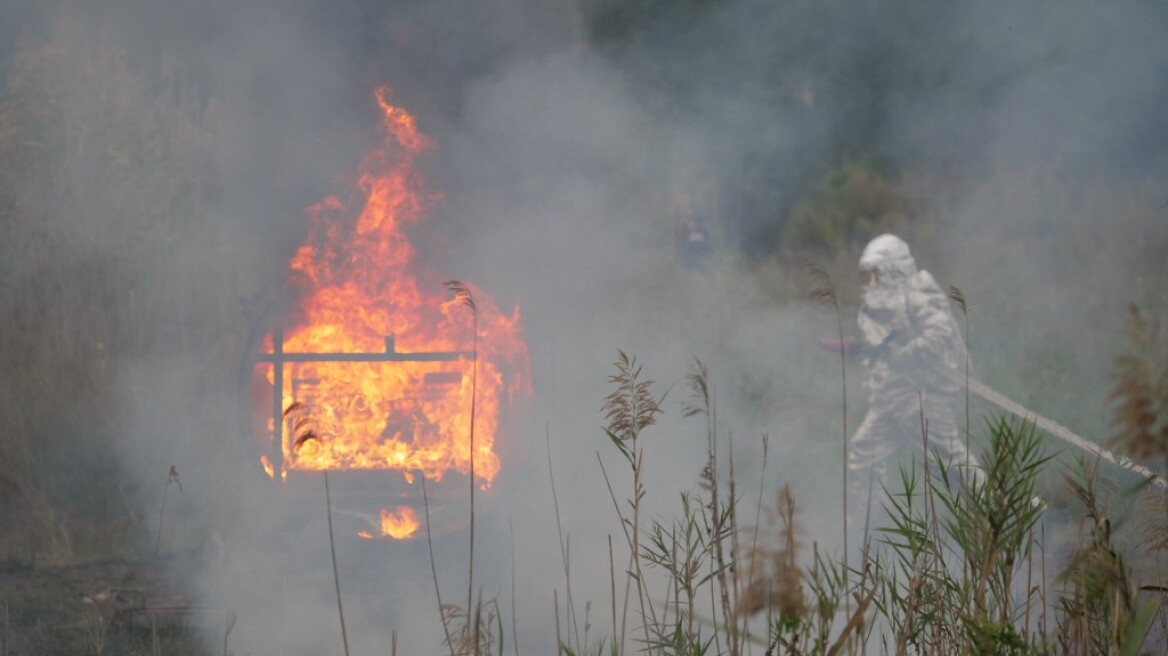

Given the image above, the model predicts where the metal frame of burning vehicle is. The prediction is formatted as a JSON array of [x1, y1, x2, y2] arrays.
[[238, 282, 530, 543]]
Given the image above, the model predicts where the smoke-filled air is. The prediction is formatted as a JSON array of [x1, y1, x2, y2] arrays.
[[1, 0, 1166, 653]]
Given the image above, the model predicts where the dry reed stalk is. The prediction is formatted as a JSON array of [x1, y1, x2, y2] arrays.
[[323, 471, 351, 656], [473, 589, 483, 656], [685, 358, 737, 655], [566, 535, 579, 651], [444, 280, 479, 618], [156, 464, 181, 557], [727, 430, 743, 654], [222, 610, 236, 656], [1025, 525, 1035, 641], [741, 433, 770, 644], [807, 262, 850, 618], [546, 426, 581, 651], [423, 477, 457, 656], [670, 535, 682, 640], [597, 455, 655, 650], [290, 424, 351, 656], [609, 534, 618, 656], [601, 350, 665, 650], [825, 592, 874, 656], [509, 519, 520, 656], [916, 395, 946, 588], [554, 589, 563, 653], [708, 578, 722, 656], [1041, 523, 1048, 646], [947, 284, 971, 470]]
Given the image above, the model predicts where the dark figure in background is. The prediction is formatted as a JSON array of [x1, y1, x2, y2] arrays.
[[673, 184, 713, 271], [849, 234, 977, 523]]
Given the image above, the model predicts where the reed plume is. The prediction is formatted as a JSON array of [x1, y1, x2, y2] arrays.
[[1108, 305, 1168, 468]]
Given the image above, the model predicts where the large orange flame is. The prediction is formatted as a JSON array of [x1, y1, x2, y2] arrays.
[[262, 87, 529, 514]]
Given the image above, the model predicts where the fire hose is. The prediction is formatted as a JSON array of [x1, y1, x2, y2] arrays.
[[819, 337, 1166, 491], [960, 375, 1167, 492]]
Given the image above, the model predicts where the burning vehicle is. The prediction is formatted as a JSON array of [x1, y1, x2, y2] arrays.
[[240, 87, 530, 541]]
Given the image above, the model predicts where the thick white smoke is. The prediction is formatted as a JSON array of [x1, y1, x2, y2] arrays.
[[1, 0, 1165, 652]]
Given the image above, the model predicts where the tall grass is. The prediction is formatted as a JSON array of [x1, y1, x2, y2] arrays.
[[540, 329, 1168, 655], [682, 359, 739, 655], [413, 324, 1168, 654], [0, 17, 241, 562], [600, 350, 665, 652], [868, 416, 1051, 653]]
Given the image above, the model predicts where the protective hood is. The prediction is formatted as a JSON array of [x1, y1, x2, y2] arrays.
[[859, 234, 917, 287]]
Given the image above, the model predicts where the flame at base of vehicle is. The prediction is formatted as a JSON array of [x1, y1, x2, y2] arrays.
[[356, 505, 421, 540]]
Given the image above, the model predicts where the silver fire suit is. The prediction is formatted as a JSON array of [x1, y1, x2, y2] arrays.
[[849, 234, 976, 513]]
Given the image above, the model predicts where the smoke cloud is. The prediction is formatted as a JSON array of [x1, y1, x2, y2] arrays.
[[1, 0, 1165, 652]]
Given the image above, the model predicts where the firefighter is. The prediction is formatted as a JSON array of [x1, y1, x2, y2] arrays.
[[848, 234, 977, 524]]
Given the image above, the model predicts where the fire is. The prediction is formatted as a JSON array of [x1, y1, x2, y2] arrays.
[[379, 505, 421, 539], [355, 506, 420, 541], [259, 86, 529, 493]]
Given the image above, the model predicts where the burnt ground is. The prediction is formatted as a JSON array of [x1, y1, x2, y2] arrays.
[[0, 552, 219, 655]]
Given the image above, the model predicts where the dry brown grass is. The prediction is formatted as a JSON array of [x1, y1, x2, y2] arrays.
[[735, 484, 806, 622], [1109, 305, 1168, 467]]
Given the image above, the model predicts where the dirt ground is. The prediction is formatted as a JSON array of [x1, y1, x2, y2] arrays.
[[0, 553, 219, 655]]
